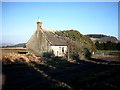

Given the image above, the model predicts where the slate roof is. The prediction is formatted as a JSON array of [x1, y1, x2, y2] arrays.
[[42, 29, 68, 46]]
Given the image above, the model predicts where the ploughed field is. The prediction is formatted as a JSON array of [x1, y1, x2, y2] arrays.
[[1, 49, 120, 90]]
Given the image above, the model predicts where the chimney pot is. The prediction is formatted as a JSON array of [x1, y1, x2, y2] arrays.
[[37, 17, 42, 29]]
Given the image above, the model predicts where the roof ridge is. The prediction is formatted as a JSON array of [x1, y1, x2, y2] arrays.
[[43, 28, 57, 33]]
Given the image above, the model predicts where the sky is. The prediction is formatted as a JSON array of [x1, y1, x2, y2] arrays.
[[1, 0, 120, 2], [2, 2, 118, 44]]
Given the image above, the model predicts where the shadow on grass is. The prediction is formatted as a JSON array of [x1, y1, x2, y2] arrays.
[[2, 57, 120, 90], [90, 58, 109, 63], [89, 58, 120, 64]]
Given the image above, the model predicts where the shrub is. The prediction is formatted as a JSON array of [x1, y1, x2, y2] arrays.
[[57, 30, 96, 60], [83, 48, 91, 59], [70, 53, 79, 60], [43, 52, 53, 58]]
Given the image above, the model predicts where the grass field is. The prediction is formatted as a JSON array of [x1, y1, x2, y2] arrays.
[[1, 48, 120, 90], [95, 50, 120, 56], [0, 48, 27, 54]]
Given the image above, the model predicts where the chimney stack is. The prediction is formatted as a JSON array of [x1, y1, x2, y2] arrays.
[[37, 17, 42, 29]]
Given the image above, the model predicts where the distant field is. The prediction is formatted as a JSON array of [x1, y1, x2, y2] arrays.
[[0, 48, 27, 54], [1, 48, 120, 56], [95, 50, 120, 56]]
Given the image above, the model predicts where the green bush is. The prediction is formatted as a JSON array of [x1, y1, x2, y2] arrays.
[[56, 30, 96, 59], [83, 48, 91, 59], [95, 41, 120, 50]]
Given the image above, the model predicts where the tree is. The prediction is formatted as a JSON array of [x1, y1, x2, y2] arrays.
[[95, 41, 120, 50]]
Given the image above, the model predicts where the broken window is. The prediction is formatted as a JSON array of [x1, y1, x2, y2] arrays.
[[62, 47, 64, 53]]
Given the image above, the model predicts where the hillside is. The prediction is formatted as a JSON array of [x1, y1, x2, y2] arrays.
[[85, 34, 118, 43], [2, 43, 26, 48]]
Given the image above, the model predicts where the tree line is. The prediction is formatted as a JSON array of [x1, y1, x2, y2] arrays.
[[95, 41, 120, 50]]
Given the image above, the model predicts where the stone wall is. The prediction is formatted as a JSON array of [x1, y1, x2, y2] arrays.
[[26, 29, 51, 57]]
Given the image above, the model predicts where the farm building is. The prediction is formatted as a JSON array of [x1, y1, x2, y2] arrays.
[[26, 18, 96, 59], [26, 18, 69, 57]]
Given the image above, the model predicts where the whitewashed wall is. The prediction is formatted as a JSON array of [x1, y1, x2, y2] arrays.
[[51, 46, 67, 57]]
